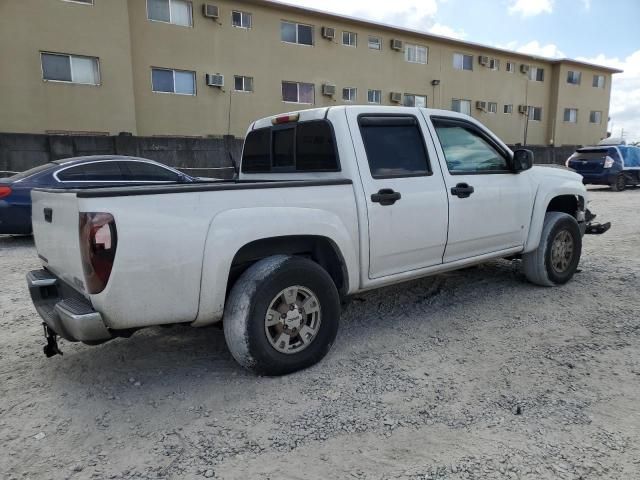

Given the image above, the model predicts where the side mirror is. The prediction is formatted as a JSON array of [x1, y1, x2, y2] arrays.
[[512, 149, 534, 173]]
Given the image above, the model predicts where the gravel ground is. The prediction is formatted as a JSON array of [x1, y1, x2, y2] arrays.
[[1, 186, 639, 480]]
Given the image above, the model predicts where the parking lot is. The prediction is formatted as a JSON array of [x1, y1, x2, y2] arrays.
[[1, 186, 639, 480]]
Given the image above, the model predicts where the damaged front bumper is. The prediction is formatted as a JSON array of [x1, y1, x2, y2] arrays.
[[584, 209, 611, 235]]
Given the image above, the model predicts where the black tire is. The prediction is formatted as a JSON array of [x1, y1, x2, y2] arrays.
[[223, 255, 340, 376], [522, 212, 582, 287], [611, 173, 626, 192]]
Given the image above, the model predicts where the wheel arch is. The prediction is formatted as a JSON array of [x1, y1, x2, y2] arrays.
[[524, 190, 586, 253], [192, 207, 358, 327]]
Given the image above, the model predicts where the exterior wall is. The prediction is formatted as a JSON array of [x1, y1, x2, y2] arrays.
[[0, 0, 138, 135], [551, 64, 612, 146], [0, 0, 617, 146]]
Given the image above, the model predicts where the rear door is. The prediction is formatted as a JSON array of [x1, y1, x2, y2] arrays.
[[347, 110, 449, 279], [427, 115, 533, 263]]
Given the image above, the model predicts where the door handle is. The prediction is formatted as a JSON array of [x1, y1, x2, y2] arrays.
[[451, 183, 474, 199], [371, 189, 402, 206], [44, 208, 53, 223]]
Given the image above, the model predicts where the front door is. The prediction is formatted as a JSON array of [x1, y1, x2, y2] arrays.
[[348, 110, 449, 279], [426, 115, 534, 263]]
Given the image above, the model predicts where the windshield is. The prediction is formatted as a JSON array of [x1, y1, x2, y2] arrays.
[[7, 163, 55, 181]]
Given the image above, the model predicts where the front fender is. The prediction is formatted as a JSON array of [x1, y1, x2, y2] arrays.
[[524, 181, 587, 253], [193, 207, 359, 326]]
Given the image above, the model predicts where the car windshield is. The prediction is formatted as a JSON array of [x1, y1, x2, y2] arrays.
[[7, 163, 55, 181]]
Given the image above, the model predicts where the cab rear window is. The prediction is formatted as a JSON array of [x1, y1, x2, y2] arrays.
[[242, 120, 339, 173]]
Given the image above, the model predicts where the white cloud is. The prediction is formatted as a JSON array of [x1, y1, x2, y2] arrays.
[[577, 51, 640, 143], [428, 23, 467, 40], [282, 0, 463, 36], [499, 40, 566, 59], [508, 0, 554, 17], [581, 0, 591, 10]]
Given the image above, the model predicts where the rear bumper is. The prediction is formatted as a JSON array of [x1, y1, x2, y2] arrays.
[[577, 170, 617, 185], [27, 269, 111, 343], [0, 202, 32, 235]]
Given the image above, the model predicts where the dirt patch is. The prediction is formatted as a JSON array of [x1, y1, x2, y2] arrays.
[[1, 186, 639, 479]]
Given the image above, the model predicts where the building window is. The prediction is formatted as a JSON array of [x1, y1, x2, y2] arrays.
[[404, 94, 427, 108], [451, 99, 471, 115], [528, 106, 542, 121], [368, 89, 382, 104], [232, 10, 252, 29], [234, 75, 253, 92], [504, 104, 513, 114], [590, 111, 602, 124], [368, 36, 382, 50], [563, 108, 578, 123], [282, 81, 314, 104], [567, 71, 581, 85], [342, 31, 357, 47], [147, 0, 192, 27], [405, 44, 428, 64], [453, 53, 473, 71], [506, 61, 515, 73], [41, 52, 100, 85], [488, 102, 498, 113], [151, 68, 196, 95], [343, 87, 357, 102], [593, 75, 606, 88], [489, 58, 500, 71], [281, 21, 313, 45], [528, 67, 545, 82]]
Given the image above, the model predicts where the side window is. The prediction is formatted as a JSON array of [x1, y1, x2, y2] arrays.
[[432, 118, 510, 174], [358, 116, 430, 179], [57, 165, 87, 181], [241, 121, 339, 173], [81, 162, 126, 180], [122, 162, 181, 181]]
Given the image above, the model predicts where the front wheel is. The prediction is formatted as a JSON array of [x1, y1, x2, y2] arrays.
[[522, 212, 582, 287], [223, 255, 340, 376]]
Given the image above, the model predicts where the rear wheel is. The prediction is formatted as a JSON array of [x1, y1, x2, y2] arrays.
[[611, 173, 626, 192], [522, 212, 582, 287], [223, 255, 340, 376]]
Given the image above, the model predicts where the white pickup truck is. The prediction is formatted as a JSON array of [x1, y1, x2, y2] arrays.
[[28, 106, 606, 375]]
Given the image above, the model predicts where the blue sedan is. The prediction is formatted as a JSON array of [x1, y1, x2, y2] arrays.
[[0, 155, 200, 235]]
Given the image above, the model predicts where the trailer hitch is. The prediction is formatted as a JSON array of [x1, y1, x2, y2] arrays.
[[43, 323, 63, 358], [584, 209, 611, 235]]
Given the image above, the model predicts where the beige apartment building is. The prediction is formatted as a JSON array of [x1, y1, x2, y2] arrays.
[[0, 0, 622, 146]]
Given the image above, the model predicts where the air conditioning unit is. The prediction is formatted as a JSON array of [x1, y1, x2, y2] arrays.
[[479, 55, 489, 66], [206, 73, 224, 87], [476, 101, 487, 111], [518, 105, 529, 114], [322, 84, 336, 96], [390, 92, 402, 103], [390, 39, 404, 51], [321, 27, 336, 40], [520, 64, 530, 74], [202, 4, 219, 19]]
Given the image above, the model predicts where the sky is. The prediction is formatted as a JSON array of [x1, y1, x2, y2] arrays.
[[286, 0, 640, 143]]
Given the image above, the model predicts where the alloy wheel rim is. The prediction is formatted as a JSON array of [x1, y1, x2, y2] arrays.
[[264, 286, 322, 355], [550, 230, 574, 274]]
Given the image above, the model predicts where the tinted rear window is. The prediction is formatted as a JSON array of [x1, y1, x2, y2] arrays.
[[58, 162, 124, 181], [9, 163, 55, 181], [574, 148, 620, 162], [359, 116, 430, 178], [242, 120, 339, 173]]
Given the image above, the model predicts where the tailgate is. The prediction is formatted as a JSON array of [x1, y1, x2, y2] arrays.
[[31, 190, 86, 296]]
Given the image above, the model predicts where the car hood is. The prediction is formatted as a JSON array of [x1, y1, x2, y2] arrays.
[[531, 164, 582, 182]]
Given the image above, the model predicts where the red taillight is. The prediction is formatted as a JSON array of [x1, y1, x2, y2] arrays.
[[0, 186, 12, 199], [79, 212, 117, 294]]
